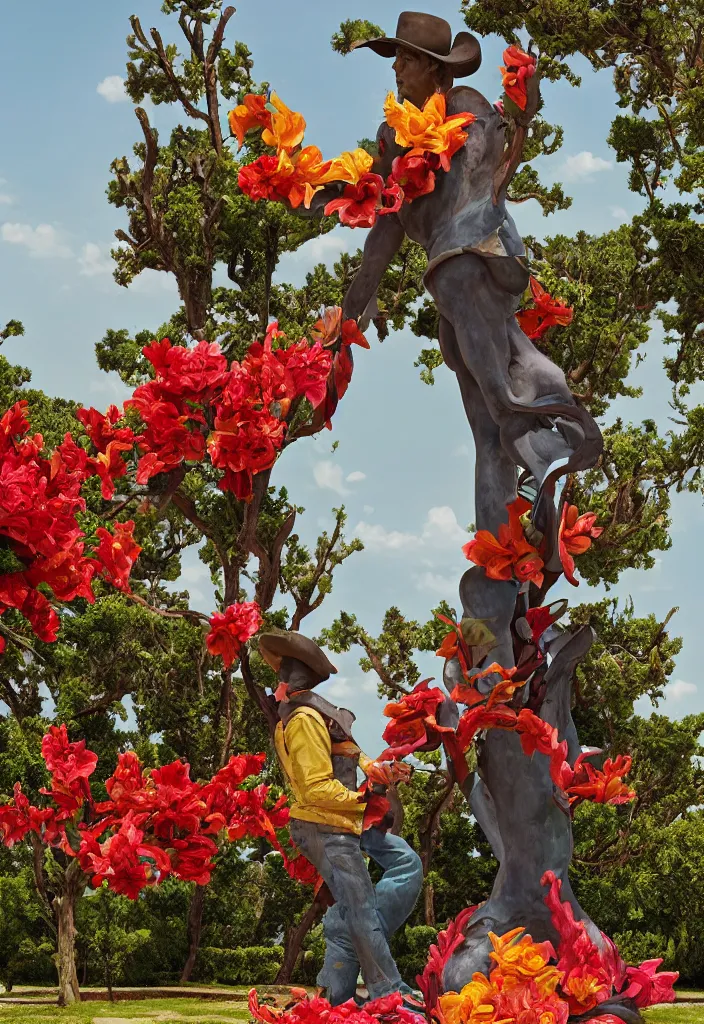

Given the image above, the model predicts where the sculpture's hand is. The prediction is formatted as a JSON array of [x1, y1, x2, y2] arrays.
[[365, 760, 412, 787]]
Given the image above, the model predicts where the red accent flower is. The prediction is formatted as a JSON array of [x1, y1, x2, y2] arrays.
[[381, 679, 456, 760], [389, 152, 439, 201], [324, 172, 401, 228], [563, 753, 636, 808], [463, 497, 544, 587], [206, 600, 262, 668], [500, 45, 537, 112], [622, 959, 678, 1008], [557, 503, 603, 586], [516, 277, 573, 341], [93, 520, 141, 592], [417, 906, 478, 1013]]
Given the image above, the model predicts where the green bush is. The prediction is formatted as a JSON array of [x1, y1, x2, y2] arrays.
[[392, 924, 438, 986], [197, 945, 284, 985], [613, 930, 677, 971]]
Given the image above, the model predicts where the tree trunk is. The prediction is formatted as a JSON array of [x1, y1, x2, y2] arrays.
[[275, 894, 325, 984], [53, 863, 83, 1007], [424, 880, 436, 928], [181, 884, 207, 983]]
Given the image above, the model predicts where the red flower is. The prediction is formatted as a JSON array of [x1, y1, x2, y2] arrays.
[[389, 152, 439, 201], [417, 906, 478, 1013], [515, 709, 568, 786], [26, 549, 96, 603], [622, 959, 678, 1008], [500, 45, 537, 112], [76, 405, 135, 453], [558, 503, 603, 586], [324, 173, 401, 228], [542, 870, 626, 1014], [42, 724, 98, 785], [456, 703, 518, 751], [283, 850, 320, 886], [238, 154, 292, 203], [381, 679, 454, 759], [206, 601, 262, 668], [564, 753, 636, 808], [516, 277, 573, 341], [463, 497, 544, 587], [93, 520, 141, 592], [89, 440, 133, 500]]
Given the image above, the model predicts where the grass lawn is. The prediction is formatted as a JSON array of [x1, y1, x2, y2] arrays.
[[0, 998, 251, 1024], [645, 1007, 704, 1024]]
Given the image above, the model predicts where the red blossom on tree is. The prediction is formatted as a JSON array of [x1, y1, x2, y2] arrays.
[[205, 600, 262, 668], [516, 277, 573, 341]]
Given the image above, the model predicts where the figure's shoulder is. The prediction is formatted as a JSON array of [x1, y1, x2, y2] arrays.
[[286, 706, 326, 728], [446, 85, 496, 119]]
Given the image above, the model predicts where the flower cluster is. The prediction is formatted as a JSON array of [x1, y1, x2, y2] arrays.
[[206, 601, 263, 668], [516, 277, 573, 342], [435, 876, 677, 1023], [77, 313, 363, 506], [558, 503, 603, 586], [0, 401, 141, 653], [249, 987, 422, 1024], [500, 46, 537, 113], [0, 725, 316, 899], [233, 89, 475, 229], [232, 91, 375, 209], [325, 92, 475, 229], [463, 497, 603, 590], [462, 497, 545, 587]]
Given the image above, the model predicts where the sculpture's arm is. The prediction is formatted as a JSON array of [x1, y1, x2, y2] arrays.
[[342, 213, 405, 324]]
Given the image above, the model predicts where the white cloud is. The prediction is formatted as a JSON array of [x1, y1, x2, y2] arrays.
[[363, 505, 374, 515], [1, 222, 72, 259], [291, 230, 351, 266], [346, 470, 366, 483], [665, 679, 698, 701], [354, 506, 468, 553], [0, 193, 12, 206], [414, 569, 458, 596], [314, 460, 348, 495], [321, 674, 377, 701], [97, 75, 128, 103], [78, 242, 113, 277], [610, 206, 628, 221], [561, 151, 612, 182], [88, 375, 132, 402], [129, 269, 179, 296], [354, 522, 420, 551]]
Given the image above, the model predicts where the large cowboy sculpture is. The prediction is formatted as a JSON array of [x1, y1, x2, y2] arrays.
[[259, 630, 423, 1010], [341, 12, 603, 673]]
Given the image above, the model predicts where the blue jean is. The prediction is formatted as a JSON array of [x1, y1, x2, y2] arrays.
[[289, 820, 423, 1005]]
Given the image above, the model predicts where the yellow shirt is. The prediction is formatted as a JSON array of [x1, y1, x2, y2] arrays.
[[274, 706, 372, 835]]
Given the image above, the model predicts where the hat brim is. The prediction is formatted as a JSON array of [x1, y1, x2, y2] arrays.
[[353, 31, 481, 78], [259, 632, 338, 682]]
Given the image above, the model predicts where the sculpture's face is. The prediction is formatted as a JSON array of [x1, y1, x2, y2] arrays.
[[392, 46, 442, 106], [279, 655, 321, 694]]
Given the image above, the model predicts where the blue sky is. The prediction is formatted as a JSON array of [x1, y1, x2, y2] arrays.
[[0, 1, 700, 757]]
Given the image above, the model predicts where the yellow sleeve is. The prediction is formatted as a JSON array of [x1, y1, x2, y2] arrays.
[[358, 752, 373, 775], [284, 712, 366, 814]]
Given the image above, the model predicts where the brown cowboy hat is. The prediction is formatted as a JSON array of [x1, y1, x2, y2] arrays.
[[258, 631, 338, 682], [353, 12, 481, 78]]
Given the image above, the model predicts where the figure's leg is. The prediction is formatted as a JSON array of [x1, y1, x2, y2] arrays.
[[289, 820, 407, 1003], [360, 827, 423, 938], [438, 317, 519, 673], [438, 317, 516, 536], [318, 904, 360, 1004], [428, 256, 602, 544]]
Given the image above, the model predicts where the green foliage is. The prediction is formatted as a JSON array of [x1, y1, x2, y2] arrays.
[[196, 944, 283, 984], [331, 20, 384, 56], [391, 924, 438, 985]]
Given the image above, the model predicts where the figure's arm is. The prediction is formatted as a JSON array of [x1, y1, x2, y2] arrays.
[[285, 712, 366, 814], [342, 213, 405, 324]]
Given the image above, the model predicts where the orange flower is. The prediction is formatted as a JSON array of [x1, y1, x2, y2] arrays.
[[228, 94, 271, 149], [500, 45, 537, 112], [488, 928, 561, 997], [562, 967, 609, 1012], [558, 504, 603, 586], [310, 307, 370, 350], [516, 277, 573, 341], [438, 971, 496, 1024], [565, 753, 636, 808], [261, 92, 306, 153], [320, 147, 375, 185], [384, 91, 476, 169], [463, 497, 544, 587]]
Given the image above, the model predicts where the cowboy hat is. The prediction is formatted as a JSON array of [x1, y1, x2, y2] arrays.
[[352, 12, 481, 79], [258, 631, 338, 682]]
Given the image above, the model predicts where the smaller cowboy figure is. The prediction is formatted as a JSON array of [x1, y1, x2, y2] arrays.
[[259, 630, 423, 1008]]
